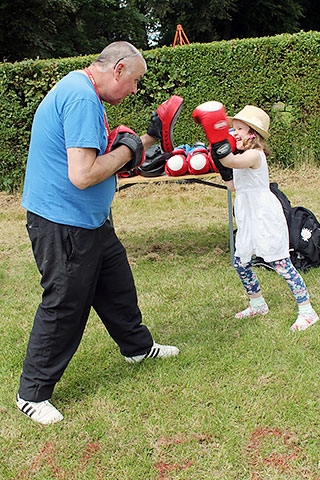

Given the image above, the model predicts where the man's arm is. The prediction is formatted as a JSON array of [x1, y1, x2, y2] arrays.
[[67, 133, 157, 190], [67, 146, 132, 189]]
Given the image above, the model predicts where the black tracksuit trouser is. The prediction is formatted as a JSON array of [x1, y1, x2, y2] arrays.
[[18, 212, 153, 402]]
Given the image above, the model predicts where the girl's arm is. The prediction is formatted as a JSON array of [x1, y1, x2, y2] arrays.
[[219, 149, 261, 170]]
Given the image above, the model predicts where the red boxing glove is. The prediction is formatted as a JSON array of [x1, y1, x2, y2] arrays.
[[186, 143, 211, 175], [227, 132, 236, 152], [107, 125, 144, 173], [210, 131, 236, 181], [165, 153, 188, 176], [188, 152, 212, 175], [192, 101, 229, 144]]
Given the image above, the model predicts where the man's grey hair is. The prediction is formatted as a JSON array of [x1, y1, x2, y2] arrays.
[[92, 41, 146, 73]]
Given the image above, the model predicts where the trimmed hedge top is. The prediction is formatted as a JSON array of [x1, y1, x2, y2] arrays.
[[0, 31, 319, 192]]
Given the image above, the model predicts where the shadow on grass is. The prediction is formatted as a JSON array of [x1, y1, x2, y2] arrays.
[[117, 223, 232, 263]]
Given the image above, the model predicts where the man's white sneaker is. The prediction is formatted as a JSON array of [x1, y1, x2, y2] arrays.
[[16, 394, 63, 425], [125, 342, 179, 364]]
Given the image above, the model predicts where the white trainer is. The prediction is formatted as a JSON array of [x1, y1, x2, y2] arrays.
[[125, 342, 179, 364], [290, 311, 319, 331], [235, 303, 269, 319], [16, 394, 63, 425]]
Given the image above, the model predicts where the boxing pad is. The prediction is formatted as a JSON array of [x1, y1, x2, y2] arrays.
[[147, 95, 184, 153], [107, 125, 144, 173], [138, 145, 171, 177]]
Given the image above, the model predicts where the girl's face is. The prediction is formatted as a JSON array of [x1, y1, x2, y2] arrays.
[[232, 119, 251, 151]]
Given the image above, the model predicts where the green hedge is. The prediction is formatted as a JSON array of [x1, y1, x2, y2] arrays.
[[0, 31, 319, 192]]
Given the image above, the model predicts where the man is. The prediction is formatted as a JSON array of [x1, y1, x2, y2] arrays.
[[17, 41, 182, 425]]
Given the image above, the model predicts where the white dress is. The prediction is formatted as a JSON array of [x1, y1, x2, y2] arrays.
[[233, 150, 289, 264]]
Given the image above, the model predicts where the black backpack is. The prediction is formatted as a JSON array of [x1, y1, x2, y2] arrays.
[[288, 206, 320, 271], [269, 182, 291, 225], [270, 182, 320, 272]]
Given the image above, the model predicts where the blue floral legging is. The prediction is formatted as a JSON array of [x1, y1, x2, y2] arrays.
[[233, 256, 309, 304]]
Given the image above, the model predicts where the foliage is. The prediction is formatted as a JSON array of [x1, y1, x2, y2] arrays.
[[146, 0, 234, 45], [0, 31, 319, 192], [228, 0, 304, 39], [0, 0, 319, 61], [149, 0, 316, 46], [0, 55, 95, 192], [0, 0, 150, 62]]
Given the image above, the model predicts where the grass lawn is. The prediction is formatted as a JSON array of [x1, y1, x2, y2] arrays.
[[1, 165, 320, 479]]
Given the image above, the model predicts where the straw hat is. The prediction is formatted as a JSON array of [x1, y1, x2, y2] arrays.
[[229, 105, 270, 139]]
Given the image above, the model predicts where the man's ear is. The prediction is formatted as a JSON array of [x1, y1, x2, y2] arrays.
[[114, 62, 124, 79]]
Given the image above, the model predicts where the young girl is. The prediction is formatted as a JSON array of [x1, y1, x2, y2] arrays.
[[219, 105, 318, 331]]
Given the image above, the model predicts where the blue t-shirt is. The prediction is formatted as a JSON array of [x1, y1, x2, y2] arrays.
[[21, 71, 116, 229]]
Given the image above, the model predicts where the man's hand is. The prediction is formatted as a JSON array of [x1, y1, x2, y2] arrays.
[[107, 125, 144, 172]]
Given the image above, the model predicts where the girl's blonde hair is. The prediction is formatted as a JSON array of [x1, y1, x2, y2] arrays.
[[242, 128, 271, 156]]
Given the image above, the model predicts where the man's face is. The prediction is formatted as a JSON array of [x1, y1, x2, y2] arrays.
[[102, 57, 146, 105]]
